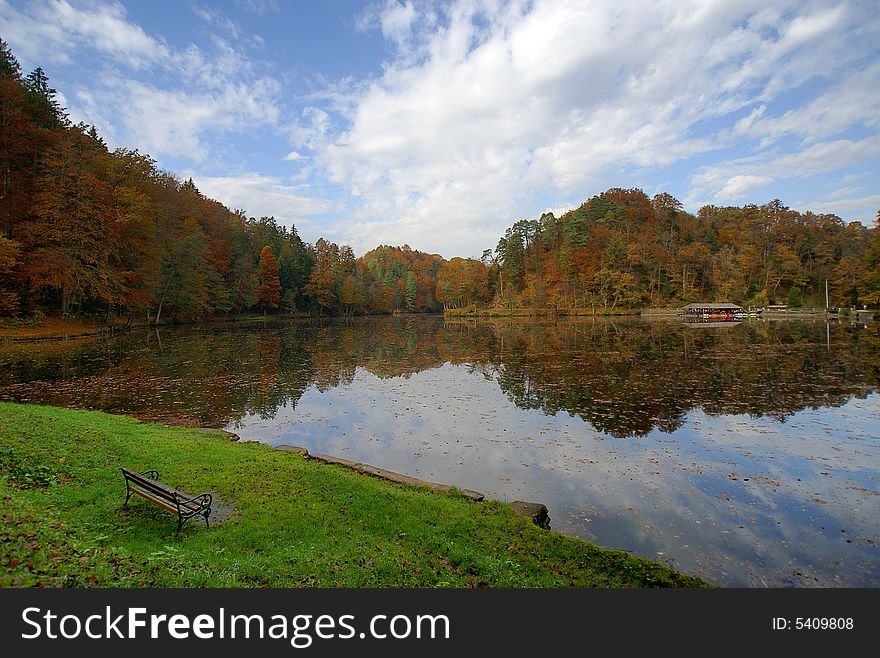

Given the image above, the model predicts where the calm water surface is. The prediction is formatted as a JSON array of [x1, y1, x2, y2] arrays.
[[1, 316, 878, 587]]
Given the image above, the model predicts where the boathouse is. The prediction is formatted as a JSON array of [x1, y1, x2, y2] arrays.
[[681, 302, 743, 317]]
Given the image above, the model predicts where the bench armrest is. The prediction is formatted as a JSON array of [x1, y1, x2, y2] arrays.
[[178, 492, 212, 509], [139, 469, 159, 480]]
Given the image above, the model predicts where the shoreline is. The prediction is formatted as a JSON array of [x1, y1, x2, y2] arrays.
[[3, 306, 873, 344], [0, 401, 710, 588]]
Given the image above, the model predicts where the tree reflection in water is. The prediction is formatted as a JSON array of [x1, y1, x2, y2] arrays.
[[1, 316, 878, 587], [2, 317, 875, 434]]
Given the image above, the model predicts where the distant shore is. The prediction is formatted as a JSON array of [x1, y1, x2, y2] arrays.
[[3, 304, 875, 343]]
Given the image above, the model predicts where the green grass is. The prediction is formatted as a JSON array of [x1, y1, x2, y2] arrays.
[[0, 402, 710, 588]]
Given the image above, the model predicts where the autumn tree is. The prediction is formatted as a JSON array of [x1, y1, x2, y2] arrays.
[[436, 258, 489, 309], [151, 216, 213, 324], [861, 211, 880, 306], [303, 238, 339, 315], [146, 176, 222, 324], [338, 274, 363, 314], [356, 245, 443, 314], [22, 125, 118, 316], [104, 148, 160, 319], [258, 245, 281, 314], [589, 268, 640, 313], [278, 225, 313, 310], [0, 38, 29, 235], [495, 226, 525, 299], [23, 67, 65, 129], [2, 37, 877, 323], [0, 234, 20, 314]]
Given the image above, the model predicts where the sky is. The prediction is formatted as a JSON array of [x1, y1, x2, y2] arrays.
[[2, 0, 879, 258]]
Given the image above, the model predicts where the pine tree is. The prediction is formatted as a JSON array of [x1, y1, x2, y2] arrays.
[[0, 38, 22, 79], [23, 67, 65, 128]]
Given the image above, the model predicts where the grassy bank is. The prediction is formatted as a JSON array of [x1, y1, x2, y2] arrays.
[[0, 313, 286, 342], [0, 402, 709, 588], [0, 316, 106, 341]]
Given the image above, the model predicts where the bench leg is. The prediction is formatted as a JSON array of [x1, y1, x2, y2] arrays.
[[123, 485, 132, 507], [203, 510, 210, 529], [176, 516, 184, 537]]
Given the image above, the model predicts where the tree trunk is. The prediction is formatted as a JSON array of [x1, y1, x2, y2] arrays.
[[154, 281, 170, 326]]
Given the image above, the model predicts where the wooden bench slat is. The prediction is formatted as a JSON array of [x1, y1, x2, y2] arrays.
[[129, 485, 177, 505], [130, 490, 179, 513], [129, 480, 177, 501], [128, 484, 204, 511]]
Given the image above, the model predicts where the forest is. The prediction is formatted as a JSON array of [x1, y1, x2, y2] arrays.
[[2, 39, 879, 323]]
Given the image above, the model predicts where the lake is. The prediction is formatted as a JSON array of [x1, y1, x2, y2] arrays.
[[1, 315, 878, 587]]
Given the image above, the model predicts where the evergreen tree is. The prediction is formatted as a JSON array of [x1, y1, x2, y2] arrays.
[[0, 37, 22, 79], [23, 67, 65, 128]]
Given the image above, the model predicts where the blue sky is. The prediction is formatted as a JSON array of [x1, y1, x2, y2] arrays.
[[2, 0, 879, 258]]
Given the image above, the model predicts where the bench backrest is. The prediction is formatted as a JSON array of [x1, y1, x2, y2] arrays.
[[122, 468, 178, 504]]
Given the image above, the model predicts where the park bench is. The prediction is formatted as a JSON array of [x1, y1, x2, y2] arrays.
[[121, 467, 212, 535]]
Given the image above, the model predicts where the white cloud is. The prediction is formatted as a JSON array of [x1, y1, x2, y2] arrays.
[[722, 63, 880, 150], [545, 202, 580, 220], [234, 0, 279, 16], [828, 186, 863, 199], [71, 68, 281, 163], [305, 0, 880, 256], [192, 173, 338, 239], [774, 136, 880, 174], [0, 0, 170, 68], [716, 175, 773, 202], [686, 135, 880, 210], [4, 0, 878, 257], [0, 1, 285, 164], [290, 107, 331, 151], [191, 3, 267, 50], [802, 193, 880, 221], [191, 4, 243, 41], [379, 0, 418, 52]]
